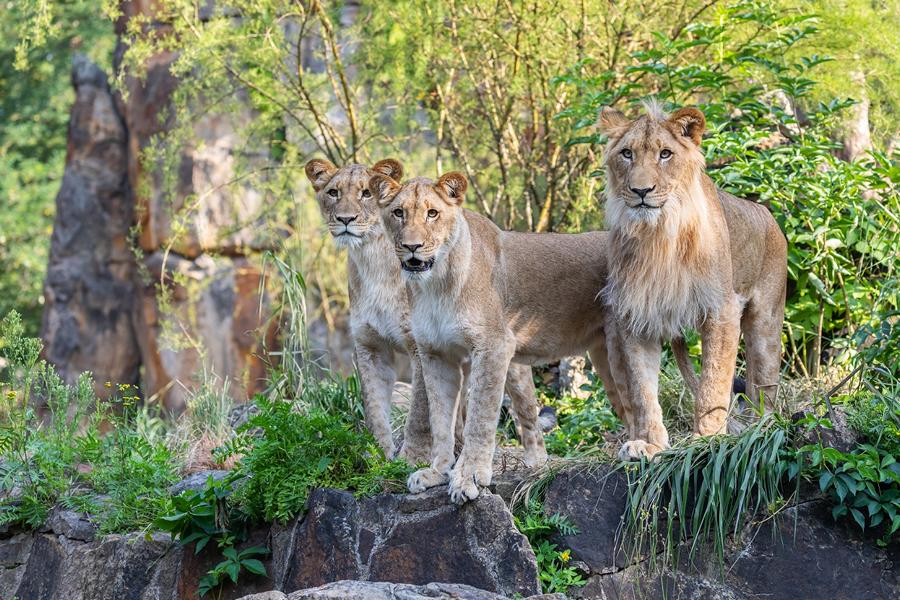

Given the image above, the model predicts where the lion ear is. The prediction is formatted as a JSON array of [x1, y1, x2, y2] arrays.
[[371, 159, 404, 182], [597, 106, 630, 137], [436, 172, 467, 205], [369, 174, 401, 207], [305, 159, 337, 191], [668, 107, 706, 146]]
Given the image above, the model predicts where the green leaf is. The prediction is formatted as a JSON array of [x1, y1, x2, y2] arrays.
[[241, 558, 267, 576], [849, 507, 866, 530]]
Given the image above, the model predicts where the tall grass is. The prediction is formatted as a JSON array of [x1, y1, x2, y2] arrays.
[[621, 416, 797, 572]]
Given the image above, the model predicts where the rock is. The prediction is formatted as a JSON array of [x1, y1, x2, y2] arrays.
[[285, 580, 511, 600], [0, 533, 33, 595], [793, 405, 860, 453], [558, 356, 591, 399], [542, 465, 629, 573], [39, 54, 140, 397], [134, 252, 275, 413], [168, 469, 230, 496], [576, 501, 900, 600], [277, 487, 540, 598], [45, 508, 97, 542], [237, 593, 288, 600]]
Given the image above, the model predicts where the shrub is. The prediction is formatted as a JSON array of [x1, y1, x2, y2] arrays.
[[514, 499, 585, 594]]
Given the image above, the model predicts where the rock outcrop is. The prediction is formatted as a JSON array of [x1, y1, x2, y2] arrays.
[[39, 54, 140, 397], [541, 466, 900, 600], [237, 580, 564, 600], [0, 487, 539, 600]]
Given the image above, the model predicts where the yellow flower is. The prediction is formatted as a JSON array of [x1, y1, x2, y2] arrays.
[[559, 550, 571, 563], [104, 381, 112, 389], [5, 390, 16, 401]]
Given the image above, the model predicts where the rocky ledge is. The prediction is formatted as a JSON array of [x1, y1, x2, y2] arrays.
[[2, 464, 898, 600]]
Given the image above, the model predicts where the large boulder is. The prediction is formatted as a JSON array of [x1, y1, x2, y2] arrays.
[[272, 487, 540, 597], [237, 580, 564, 600], [39, 54, 140, 396], [543, 465, 900, 599]]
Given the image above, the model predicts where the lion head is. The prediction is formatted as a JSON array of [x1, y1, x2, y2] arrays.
[[304, 158, 404, 248], [369, 171, 467, 280], [598, 102, 707, 237]]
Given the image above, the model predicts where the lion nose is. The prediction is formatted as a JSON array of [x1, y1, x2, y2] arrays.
[[630, 186, 655, 199], [336, 215, 357, 225], [402, 243, 423, 253]]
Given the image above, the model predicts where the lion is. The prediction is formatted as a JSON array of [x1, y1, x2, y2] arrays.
[[370, 171, 629, 504], [597, 102, 787, 459], [304, 159, 548, 466]]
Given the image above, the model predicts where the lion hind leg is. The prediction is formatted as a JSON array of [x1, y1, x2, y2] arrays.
[[695, 297, 742, 436], [741, 297, 785, 415], [504, 362, 548, 468]]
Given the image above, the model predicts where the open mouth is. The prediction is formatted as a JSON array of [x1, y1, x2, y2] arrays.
[[634, 201, 662, 209], [401, 257, 435, 273]]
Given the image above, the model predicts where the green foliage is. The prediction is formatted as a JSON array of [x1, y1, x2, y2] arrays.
[[0, 311, 180, 532], [543, 373, 622, 457], [514, 500, 585, 594], [1, 2, 115, 333], [622, 416, 796, 571], [800, 440, 900, 546], [200, 545, 269, 597], [221, 390, 412, 524]]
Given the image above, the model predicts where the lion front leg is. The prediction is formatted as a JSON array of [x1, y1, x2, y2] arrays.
[[407, 350, 461, 494], [449, 339, 514, 504], [614, 332, 670, 461], [355, 343, 397, 458], [695, 296, 742, 436]]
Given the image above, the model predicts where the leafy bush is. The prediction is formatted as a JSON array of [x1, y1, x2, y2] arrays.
[[514, 500, 585, 594], [802, 443, 900, 546], [220, 392, 412, 524]]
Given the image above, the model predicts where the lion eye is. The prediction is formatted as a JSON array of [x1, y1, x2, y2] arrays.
[[393, 208, 404, 218], [660, 149, 672, 159], [621, 148, 633, 159], [326, 189, 339, 198], [427, 209, 439, 219], [362, 189, 371, 198]]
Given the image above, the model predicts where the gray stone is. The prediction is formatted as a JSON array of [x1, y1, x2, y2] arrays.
[[278, 580, 561, 600], [169, 469, 231, 496], [280, 487, 540, 597], [543, 465, 629, 573], [46, 507, 97, 541], [794, 405, 860, 453]]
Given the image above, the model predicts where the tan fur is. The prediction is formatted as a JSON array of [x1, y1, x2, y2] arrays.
[[599, 104, 787, 459], [371, 172, 625, 503], [305, 160, 547, 467]]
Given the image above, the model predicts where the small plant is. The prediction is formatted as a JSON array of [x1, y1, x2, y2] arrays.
[[514, 499, 586, 594], [802, 443, 900, 546], [199, 545, 268, 597]]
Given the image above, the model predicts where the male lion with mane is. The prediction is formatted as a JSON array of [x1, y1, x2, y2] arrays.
[[598, 102, 787, 459], [370, 171, 628, 503], [304, 159, 547, 466]]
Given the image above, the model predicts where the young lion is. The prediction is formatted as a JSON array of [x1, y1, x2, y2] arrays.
[[598, 103, 787, 459], [370, 172, 624, 504], [304, 159, 547, 466]]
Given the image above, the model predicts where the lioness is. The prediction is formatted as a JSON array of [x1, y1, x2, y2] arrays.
[[304, 159, 547, 466], [598, 103, 787, 459], [370, 171, 625, 503]]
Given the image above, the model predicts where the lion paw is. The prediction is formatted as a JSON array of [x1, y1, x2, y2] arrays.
[[618, 440, 664, 461], [448, 460, 491, 505], [407, 467, 448, 494]]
